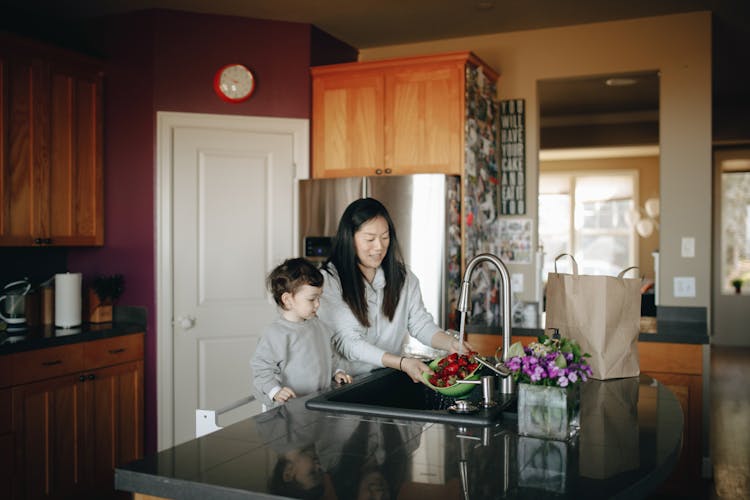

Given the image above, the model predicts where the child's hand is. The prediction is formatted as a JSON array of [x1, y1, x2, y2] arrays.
[[273, 387, 297, 403], [334, 371, 353, 385]]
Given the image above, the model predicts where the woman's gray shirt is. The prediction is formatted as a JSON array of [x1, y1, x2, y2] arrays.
[[318, 264, 441, 375]]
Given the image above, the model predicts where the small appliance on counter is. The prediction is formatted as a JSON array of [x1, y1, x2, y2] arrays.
[[0, 278, 31, 330], [55, 272, 82, 328]]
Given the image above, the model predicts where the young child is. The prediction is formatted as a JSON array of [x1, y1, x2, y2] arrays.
[[252, 258, 352, 409]]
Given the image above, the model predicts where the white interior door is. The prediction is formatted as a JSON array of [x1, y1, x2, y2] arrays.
[[157, 112, 308, 449]]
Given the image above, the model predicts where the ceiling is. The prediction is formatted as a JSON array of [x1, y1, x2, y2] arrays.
[[3, 0, 749, 138], [0, 0, 733, 49]]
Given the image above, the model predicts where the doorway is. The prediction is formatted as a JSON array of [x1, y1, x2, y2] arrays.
[[537, 71, 660, 321], [712, 147, 750, 347], [156, 112, 309, 449]]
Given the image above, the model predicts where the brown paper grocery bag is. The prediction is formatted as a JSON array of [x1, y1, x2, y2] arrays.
[[545, 254, 640, 380]]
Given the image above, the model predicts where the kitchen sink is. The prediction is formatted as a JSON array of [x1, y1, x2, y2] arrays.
[[306, 366, 515, 426]]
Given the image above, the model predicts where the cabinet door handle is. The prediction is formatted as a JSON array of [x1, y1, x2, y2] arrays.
[[384, 168, 392, 174], [88, 374, 96, 380], [375, 168, 383, 175], [42, 360, 62, 366], [43, 238, 52, 244], [109, 348, 126, 354], [79, 375, 86, 382], [34, 238, 43, 245]]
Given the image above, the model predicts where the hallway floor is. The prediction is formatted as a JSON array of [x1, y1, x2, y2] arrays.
[[708, 345, 750, 499]]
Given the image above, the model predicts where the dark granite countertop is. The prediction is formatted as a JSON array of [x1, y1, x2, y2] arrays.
[[470, 305, 710, 345], [116, 373, 682, 500], [506, 326, 710, 345], [0, 320, 145, 355]]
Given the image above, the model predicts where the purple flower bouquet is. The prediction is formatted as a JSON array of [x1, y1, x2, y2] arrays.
[[504, 333, 593, 440]]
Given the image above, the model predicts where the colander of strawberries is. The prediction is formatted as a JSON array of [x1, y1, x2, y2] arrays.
[[422, 351, 482, 397]]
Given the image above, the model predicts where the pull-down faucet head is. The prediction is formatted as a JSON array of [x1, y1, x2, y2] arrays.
[[456, 253, 514, 394]]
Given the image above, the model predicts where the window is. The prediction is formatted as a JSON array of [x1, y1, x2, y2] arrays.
[[721, 167, 750, 294], [539, 172, 637, 280]]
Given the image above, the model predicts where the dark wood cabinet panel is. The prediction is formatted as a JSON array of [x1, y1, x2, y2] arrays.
[[0, 33, 103, 247], [12, 374, 87, 499], [0, 389, 12, 500], [6, 333, 144, 499], [83, 360, 144, 495]]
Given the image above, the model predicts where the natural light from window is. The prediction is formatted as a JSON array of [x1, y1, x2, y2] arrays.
[[539, 172, 637, 281], [721, 169, 750, 294]]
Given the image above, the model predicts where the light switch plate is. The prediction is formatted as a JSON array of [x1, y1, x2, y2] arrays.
[[512, 273, 524, 293], [681, 237, 695, 258], [674, 276, 696, 297]]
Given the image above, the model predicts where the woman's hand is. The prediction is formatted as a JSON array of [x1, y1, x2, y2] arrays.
[[431, 330, 474, 354], [273, 386, 297, 403], [334, 371, 353, 385], [400, 357, 432, 383], [447, 337, 474, 355]]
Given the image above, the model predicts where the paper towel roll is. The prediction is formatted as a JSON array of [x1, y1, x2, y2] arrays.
[[55, 273, 82, 328]]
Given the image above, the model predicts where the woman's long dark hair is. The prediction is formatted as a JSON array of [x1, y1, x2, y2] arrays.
[[324, 198, 406, 327]]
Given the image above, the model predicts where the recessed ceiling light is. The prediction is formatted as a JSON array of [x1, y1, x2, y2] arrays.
[[605, 78, 638, 87]]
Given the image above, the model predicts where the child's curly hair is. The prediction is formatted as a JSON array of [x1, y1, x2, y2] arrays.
[[267, 258, 324, 308]]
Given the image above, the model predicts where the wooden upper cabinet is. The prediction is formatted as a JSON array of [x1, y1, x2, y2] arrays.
[[385, 62, 463, 174], [312, 70, 384, 178], [0, 33, 104, 246], [311, 51, 498, 179]]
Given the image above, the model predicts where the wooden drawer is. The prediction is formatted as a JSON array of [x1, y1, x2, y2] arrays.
[[0, 389, 10, 434], [11, 343, 85, 385], [638, 342, 703, 375], [0, 358, 11, 389], [84, 333, 144, 370]]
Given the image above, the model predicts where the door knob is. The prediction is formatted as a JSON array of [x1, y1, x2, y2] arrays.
[[175, 315, 196, 329]]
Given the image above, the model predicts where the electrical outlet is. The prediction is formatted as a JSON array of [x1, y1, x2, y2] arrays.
[[512, 273, 524, 293], [681, 237, 695, 258], [673, 276, 696, 298]]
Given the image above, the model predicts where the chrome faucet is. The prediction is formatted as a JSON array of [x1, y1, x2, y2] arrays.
[[456, 253, 514, 394]]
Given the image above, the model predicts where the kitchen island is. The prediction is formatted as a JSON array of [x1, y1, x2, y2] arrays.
[[115, 373, 682, 500]]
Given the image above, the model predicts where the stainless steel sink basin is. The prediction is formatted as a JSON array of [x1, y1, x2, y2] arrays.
[[306, 367, 515, 425]]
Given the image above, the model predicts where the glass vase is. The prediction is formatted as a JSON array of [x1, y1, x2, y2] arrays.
[[517, 383, 580, 441]]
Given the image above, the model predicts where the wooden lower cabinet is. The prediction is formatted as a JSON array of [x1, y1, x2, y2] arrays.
[[12, 373, 87, 499], [84, 361, 144, 496], [639, 342, 704, 497], [0, 388, 13, 499], [8, 333, 144, 499]]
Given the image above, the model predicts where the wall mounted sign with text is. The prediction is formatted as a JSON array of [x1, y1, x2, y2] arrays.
[[499, 99, 526, 215]]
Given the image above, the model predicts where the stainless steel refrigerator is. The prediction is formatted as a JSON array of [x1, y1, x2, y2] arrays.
[[298, 174, 462, 331]]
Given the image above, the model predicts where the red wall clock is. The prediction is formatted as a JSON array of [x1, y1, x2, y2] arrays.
[[213, 64, 256, 103]]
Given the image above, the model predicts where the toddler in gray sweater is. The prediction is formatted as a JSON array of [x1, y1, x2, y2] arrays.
[[251, 258, 352, 409]]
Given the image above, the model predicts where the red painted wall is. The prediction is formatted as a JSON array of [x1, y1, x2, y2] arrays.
[[151, 10, 313, 117], [66, 9, 356, 454]]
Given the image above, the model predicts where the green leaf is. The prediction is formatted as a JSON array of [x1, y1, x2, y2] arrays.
[[507, 341, 526, 358], [554, 353, 567, 368]]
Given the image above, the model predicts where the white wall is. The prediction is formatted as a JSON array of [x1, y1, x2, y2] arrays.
[[360, 12, 712, 314]]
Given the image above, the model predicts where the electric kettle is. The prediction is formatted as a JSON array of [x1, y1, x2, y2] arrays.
[[0, 278, 31, 325]]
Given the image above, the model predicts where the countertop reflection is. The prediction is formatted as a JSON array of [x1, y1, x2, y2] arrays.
[[116, 374, 682, 500]]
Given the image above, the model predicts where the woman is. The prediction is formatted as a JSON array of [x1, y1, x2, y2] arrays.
[[317, 198, 471, 382]]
